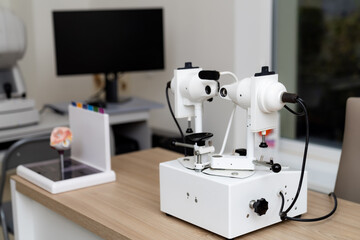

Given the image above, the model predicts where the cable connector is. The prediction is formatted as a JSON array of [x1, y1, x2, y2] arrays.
[[280, 212, 287, 221], [282, 92, 298, 104]]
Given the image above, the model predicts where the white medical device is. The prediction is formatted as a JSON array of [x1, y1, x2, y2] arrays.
[[170, 62, 219, 133], [170, 62, 219, 170], [160, 64, 307, 239], [211, 66, 286, 171], [0, 8, 39, 129]]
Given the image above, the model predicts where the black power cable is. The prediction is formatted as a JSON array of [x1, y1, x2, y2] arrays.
[[283, 98, 309, 214], [279, 191, 337, 222], [280, 96, 337, 222], [284, 105, 305, 116], [166, 82, 187, 155]]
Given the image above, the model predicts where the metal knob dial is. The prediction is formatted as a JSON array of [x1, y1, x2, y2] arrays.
[[251, 198, 269, 216]]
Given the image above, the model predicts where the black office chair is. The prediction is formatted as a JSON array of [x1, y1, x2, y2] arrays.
[[0, 135, 62, 240]]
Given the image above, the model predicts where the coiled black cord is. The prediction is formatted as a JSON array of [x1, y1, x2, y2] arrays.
[[280, 96, 337, 222], [284, 105, 305, 116], [279, 191, 337, 222]]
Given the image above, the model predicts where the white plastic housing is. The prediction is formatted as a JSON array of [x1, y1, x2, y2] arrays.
[[0, 8, 27, 99], [257, 79, 286, 113], [251, 74, 285, 132], [220, 73, 286, 132], [171, 67, 218, 119], [220, 77, 251, 109], [0, 8, 26, 68]]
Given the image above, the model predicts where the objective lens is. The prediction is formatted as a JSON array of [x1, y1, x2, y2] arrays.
[[220, 88, 227, 97], [205, 85, 211, 95]]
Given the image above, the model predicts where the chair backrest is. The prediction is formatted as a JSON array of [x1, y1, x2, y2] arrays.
[[334, 97, 360, 203], [0, 135, 62, 203]]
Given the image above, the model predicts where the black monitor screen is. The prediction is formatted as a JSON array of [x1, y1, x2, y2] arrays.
[[53, 9, 164, 75]]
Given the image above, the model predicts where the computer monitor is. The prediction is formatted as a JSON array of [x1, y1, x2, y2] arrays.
[[52, 8, 164, 105]]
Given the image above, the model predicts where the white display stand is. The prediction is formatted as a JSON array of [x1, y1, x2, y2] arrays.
[[16, 104, 116, 194]]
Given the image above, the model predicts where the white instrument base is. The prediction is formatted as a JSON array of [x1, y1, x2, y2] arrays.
[[160, 160, 307, 239]]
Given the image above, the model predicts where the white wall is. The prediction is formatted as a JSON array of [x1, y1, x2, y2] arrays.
[[0, 0, 10, 8]]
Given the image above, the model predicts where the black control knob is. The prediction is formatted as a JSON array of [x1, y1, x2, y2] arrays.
[[198, 70, 220, 80], [271, 163, 282, 173], [186, 128, 193, 133], [259, 142, 268, 148], [251, 198, 269, 216], [178, 62, 199, 70], [235, 148, 247, 156], [184, 62, 193, 68], [254, 66, 275, 77]]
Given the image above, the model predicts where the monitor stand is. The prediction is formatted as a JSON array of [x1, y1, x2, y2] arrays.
[[87, 72, 131, 108]]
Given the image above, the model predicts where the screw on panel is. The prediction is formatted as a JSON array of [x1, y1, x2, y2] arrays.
[[195, 197, 198, 203], [187, 192, 189, 199], [249, 200, 255, 209], [246, 214, 250, 218]]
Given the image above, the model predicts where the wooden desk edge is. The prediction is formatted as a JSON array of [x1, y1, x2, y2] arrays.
[[12, 173, 129, 240], [11, 148, 180, 240]]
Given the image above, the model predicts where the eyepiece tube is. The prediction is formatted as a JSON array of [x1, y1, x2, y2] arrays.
[[282, 92, 298, 103]]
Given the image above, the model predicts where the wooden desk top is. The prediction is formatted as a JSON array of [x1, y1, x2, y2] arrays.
[[12, 148, 360, 240]]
